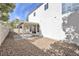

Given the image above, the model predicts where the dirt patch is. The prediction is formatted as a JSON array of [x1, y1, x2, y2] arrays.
[[31, 38, 56, 50]]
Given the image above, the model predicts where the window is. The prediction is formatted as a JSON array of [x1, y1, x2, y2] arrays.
[[44, 3, 48, 10], [33, 12, 36, 16], [37, 24, 40, 32], [68, 7, 72, 11]]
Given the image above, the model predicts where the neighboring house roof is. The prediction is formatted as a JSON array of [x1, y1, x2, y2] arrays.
[[17, 21, 39, 27]]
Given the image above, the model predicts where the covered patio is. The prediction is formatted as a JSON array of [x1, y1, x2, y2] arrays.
[[15, 22, 41, 35], [13, 22, 42, 40]]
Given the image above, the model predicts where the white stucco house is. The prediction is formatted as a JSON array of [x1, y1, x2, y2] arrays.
[[28, 3, 66, 40]]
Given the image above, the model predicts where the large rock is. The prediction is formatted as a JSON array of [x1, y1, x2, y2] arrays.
[[67, 11, 79, 33], [62, 11, 79, 45]]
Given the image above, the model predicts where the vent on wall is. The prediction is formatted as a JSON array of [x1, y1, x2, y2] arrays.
[[54, 17, 56, 18]]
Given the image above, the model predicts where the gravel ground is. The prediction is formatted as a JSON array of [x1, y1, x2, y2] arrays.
[[0, 32, 49, 56], [46, 41, 79, 56], [0, 31, 79, 56]]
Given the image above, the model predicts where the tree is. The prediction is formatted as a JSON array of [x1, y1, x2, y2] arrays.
[[0, 3, 15, 21], [10, 19, 20, 29]]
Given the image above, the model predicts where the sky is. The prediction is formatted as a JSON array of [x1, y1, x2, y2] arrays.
[[8, 3, 79, 21], [9, 3, 42, 21]]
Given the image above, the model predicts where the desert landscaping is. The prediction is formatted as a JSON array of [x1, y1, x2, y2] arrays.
[[0, 31, 79, 56], [1, 3, 79, 56]]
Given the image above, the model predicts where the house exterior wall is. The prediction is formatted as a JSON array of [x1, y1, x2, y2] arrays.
[[28, 3, 66, 40]]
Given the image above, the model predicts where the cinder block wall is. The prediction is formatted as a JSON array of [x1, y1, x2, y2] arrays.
[[0, 23, 9, 46]]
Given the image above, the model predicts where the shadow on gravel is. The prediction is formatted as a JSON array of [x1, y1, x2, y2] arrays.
[[0, 31, 49, 56]]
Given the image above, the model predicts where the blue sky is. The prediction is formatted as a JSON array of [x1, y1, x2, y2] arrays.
[[9, 3, 42, 21]]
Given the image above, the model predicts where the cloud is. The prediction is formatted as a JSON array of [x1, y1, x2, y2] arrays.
[[16, 16, 20, 19]]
